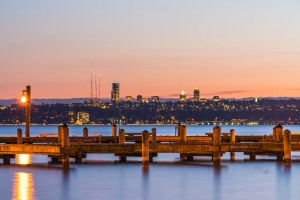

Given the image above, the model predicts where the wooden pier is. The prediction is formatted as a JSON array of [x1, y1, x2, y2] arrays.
[[0, 124, 298, 169]]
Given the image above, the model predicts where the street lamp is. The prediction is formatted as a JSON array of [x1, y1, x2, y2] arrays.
[[20, 86, 31, 137]]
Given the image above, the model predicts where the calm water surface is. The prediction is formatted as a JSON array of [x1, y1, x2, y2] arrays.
[[1, 125, 300, 200]]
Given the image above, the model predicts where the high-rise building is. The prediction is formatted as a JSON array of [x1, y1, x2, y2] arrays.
[[76, 112, 90, 125], [137, 95, 143, 102], [111, 82, 120, 103], [151, 96, 160, 103], [179, 91, 187, 102], [126, 96, 133, 102], [193, 88, 200, 102], [213, 96, 220, 102]]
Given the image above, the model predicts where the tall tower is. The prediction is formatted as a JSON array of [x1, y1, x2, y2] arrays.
[[90, 73, 94, 102], [179, 91, 187, 102], [111, 82, 120, 103], [193, 88, 200, 101]]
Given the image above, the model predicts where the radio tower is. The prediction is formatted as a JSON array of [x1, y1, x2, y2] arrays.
[[95, 75, 98, 100], [90, 73, 94, 103], [98, 77, 101, 102]]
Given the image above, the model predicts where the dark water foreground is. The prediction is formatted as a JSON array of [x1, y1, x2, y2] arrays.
[[1, 125, 300, 200]]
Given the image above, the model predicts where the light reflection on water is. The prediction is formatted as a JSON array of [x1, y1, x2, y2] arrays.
[[12, 172, 35, 200], [16, 154, 32, 165]]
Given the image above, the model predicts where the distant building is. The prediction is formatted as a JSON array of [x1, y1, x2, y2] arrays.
[[213, 96, 221, 102], [126, 96, 133, 102], [179, 91, 187, 102], [69, 111, 75, 124], [142, 98, 148, 103], [151, 96, 160, 103], [193, 88, 200, 102], [76, 112, 90, 125], [111, 82, 120, 103], [137, 95, 143, 102]]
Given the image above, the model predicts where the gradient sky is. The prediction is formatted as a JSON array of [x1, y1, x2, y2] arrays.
[[1, 0, 300, 99]]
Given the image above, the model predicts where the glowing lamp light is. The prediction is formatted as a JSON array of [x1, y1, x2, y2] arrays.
[[21, 96, 27, 104]]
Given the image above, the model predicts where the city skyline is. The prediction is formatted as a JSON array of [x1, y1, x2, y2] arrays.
[[1, 1, 300, 99]]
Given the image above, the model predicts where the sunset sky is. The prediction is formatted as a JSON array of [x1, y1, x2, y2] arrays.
[[1, 0, 300, 99]]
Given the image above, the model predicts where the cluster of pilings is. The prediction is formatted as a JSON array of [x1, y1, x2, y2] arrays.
[[0, 123, 295, 170]]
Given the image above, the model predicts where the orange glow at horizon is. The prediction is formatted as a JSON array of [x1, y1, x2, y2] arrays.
[[1, 1, 300, 99]]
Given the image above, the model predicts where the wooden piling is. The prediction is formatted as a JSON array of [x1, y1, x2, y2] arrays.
[[3, 155, 10, 165], [142, 131, 150, 166], [275, 124, 283, 143], [112, 124, 117, 137], [230, 129, 236, 161], [283, 130, 291, 163], [180, 125, 187, 142], [17, 128, 22, 144], [177, 124, 182, 137], [119, 129, 126, 162], [151, 128, 157, 144], [83, 127, 88, 137], [249, 154, 256, 161], [213, 126, 221, 166], [60, 124, 70, 169]]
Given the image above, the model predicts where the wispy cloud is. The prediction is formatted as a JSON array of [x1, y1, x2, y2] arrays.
[[164, 90, 250, 98], [281, 88, 300, 91]]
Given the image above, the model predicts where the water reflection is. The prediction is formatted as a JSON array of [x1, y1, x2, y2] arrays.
[[12, 172, 35, 200], [16, 154, 32, 165]]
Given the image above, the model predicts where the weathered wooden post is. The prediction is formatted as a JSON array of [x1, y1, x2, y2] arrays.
[[230, 129, 236, 161], [17, 128, 22, 144], [151, 128, 157, 144], [3, 155, 11, 165], [150, 128, 157, 162], [177, 124, 182, 137], [274, 124, 284, 160], [213, 126, 221, 166], [180, 125, 189, 161], [283, 130, 291, 163], [180, 125, 187, 142], [119, 129, 126, 162], [60, 124, 70, 169], [275, 124, 283, 143], [112, 124, 117, 137], [83, 127, 88, 137], [58, 125, 62, 143], [142, 130, 150, 166]]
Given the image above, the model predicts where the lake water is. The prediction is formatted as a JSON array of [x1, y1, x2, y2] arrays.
[[1, 125, 300, 200]]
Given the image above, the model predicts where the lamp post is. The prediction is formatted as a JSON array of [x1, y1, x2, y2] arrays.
[[21, 85, 31, 137]]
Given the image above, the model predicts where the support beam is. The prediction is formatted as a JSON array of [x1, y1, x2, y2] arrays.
[[249, 154, 256, 161]]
